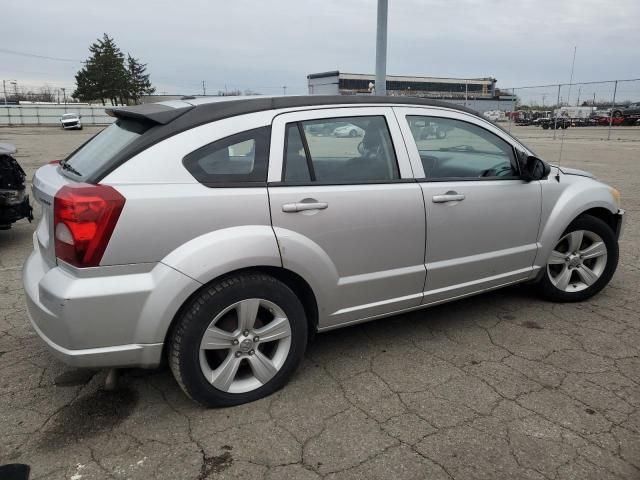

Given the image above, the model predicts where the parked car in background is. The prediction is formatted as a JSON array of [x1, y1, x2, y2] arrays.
[[0, 143, 33, 229], [612, 103, 640, 118], [333, 123, 364, 137], [60, 113, 83, 130], [23, 96, 624, 407]]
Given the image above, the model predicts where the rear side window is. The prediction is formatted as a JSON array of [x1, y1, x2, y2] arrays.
[[183, 126, 270, 186], [283, 116, 399, 183], [63, 119, 151, 180]]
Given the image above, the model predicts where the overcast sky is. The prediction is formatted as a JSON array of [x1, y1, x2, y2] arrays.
[[1, 0, 638, 97]]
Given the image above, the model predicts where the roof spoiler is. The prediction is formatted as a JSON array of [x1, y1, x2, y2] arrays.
[[106, 103, 194, 125]]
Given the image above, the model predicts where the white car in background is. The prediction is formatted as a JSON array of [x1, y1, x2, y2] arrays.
[[333, 123, 364, 137], [60, 113, 83, 130]]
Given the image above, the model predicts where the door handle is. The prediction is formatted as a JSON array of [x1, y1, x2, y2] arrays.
[[282, 202, 328, 212], [432, 192, 465, 203]]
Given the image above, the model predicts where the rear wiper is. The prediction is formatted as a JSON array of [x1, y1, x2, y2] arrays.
[[60, 161, 82, 177]]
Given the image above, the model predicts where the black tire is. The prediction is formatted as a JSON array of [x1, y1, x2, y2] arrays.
[[349, 129, 358, 137], [542, 124, 549, 130], [169, 272, 308, 407], [539, 215, 618, 302]]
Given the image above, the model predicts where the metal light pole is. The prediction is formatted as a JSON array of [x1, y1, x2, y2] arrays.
[[607, 80, 618, 141], [375, 0, 388, 96], [2, 80, 7, 105]]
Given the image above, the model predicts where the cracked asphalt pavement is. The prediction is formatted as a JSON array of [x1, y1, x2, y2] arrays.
[[1, 126, 639, 479]]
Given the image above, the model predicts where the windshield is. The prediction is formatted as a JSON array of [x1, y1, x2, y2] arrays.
[[62, 119, 151, 180], [62, 114, 77, 119]]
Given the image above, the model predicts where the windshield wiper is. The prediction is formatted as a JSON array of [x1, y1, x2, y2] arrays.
[[60, 160, 82, 177]]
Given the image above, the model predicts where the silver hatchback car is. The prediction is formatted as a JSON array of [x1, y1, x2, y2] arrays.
[[24, 96, 625, 406]]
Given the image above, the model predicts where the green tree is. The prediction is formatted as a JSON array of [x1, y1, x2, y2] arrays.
[[126, 54, 155, 104], [73, 34, 154, 105]]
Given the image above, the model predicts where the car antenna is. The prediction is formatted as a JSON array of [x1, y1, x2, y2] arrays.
[[556, 46, 577, 182]]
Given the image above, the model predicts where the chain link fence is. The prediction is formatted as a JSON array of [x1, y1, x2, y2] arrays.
[[501, 78, 640, 141]]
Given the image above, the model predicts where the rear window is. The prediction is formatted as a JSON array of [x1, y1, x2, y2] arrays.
[[182, 126, 271, 186], [62, 119, 151, 180]]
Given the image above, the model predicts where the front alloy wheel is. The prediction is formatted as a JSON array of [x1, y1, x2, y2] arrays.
[[540, 215, 618, 302], [547, 230, 607, 292]]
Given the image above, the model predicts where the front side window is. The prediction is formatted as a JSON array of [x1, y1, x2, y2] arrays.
[[183, 126, 270, 185], [407, 116, 518, 179], [283, 116, 399, 183]]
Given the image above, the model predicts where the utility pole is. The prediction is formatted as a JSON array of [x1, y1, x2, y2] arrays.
[[375, 0, 388, 96], [282, 86, 287, 96], [202, 81, 206, 96], [61, 88, 67, 104], [2, 80, 6, 105]]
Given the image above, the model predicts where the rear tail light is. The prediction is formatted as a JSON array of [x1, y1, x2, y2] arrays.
[[53, 184, 125, 267]]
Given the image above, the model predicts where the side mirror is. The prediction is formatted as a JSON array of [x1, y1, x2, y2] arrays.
[[521, 155, 551, 181]]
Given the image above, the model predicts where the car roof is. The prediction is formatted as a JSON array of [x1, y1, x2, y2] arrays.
[[106, 95, 482, 128], [94, 96, 486, 184]]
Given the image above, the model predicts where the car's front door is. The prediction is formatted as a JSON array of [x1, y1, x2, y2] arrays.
[[395, 107, 542, 304], [268, 107, 426, 329]]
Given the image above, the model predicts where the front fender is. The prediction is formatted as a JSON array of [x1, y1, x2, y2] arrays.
[[534, 177, 617, 268], [161, 225, 282, 284]]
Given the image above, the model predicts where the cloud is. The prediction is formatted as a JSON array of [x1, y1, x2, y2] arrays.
[[1, 0, 638, 96]]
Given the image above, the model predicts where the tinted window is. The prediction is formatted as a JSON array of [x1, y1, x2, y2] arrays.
[[183, 126, 270, 185], [407, 116, 518, 179], [283, 116, 399, 183], [283, 124, 311, 182], [63, 119, 151, 179]]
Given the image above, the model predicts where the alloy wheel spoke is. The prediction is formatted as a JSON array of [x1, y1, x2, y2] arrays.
[[566, 230, 584, 253], [200, 326, 236, 350], [554, 266, 572, 290], [579, 241, 607, 260], [247, 350, 278, 384], [236, 299, 260, 332], [575, 264, 599, 286], [548, 250, 567, 265], [254, 316, 291, 343], [210, 352, 242, 391]]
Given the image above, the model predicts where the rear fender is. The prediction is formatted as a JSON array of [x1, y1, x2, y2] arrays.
[[272, 227, 339, 325], [161, 225, 282, 284]]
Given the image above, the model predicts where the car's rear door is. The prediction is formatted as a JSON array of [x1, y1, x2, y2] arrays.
[[268, 107, 426, 329], [395, 106, 542, 304]]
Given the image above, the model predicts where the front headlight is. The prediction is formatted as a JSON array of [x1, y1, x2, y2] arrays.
[[609, 187, 621, 209]]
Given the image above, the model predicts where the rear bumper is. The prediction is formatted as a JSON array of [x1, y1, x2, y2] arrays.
[[23, 245, 199, 368]]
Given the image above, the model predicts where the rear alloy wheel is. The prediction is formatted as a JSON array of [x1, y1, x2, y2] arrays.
[[169, 273, 307, 407], [540, 215, 618, 302]]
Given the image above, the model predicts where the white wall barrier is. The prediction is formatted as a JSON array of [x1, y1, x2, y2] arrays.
[[0, 105, 115, 126]]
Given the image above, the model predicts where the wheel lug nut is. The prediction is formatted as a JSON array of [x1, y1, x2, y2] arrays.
[[232, 339, 239, 345], [249, 350, 255, 356], [243, 330, 249, 336], [235, 351, 242, 358], [253, 336, 259, 342]]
